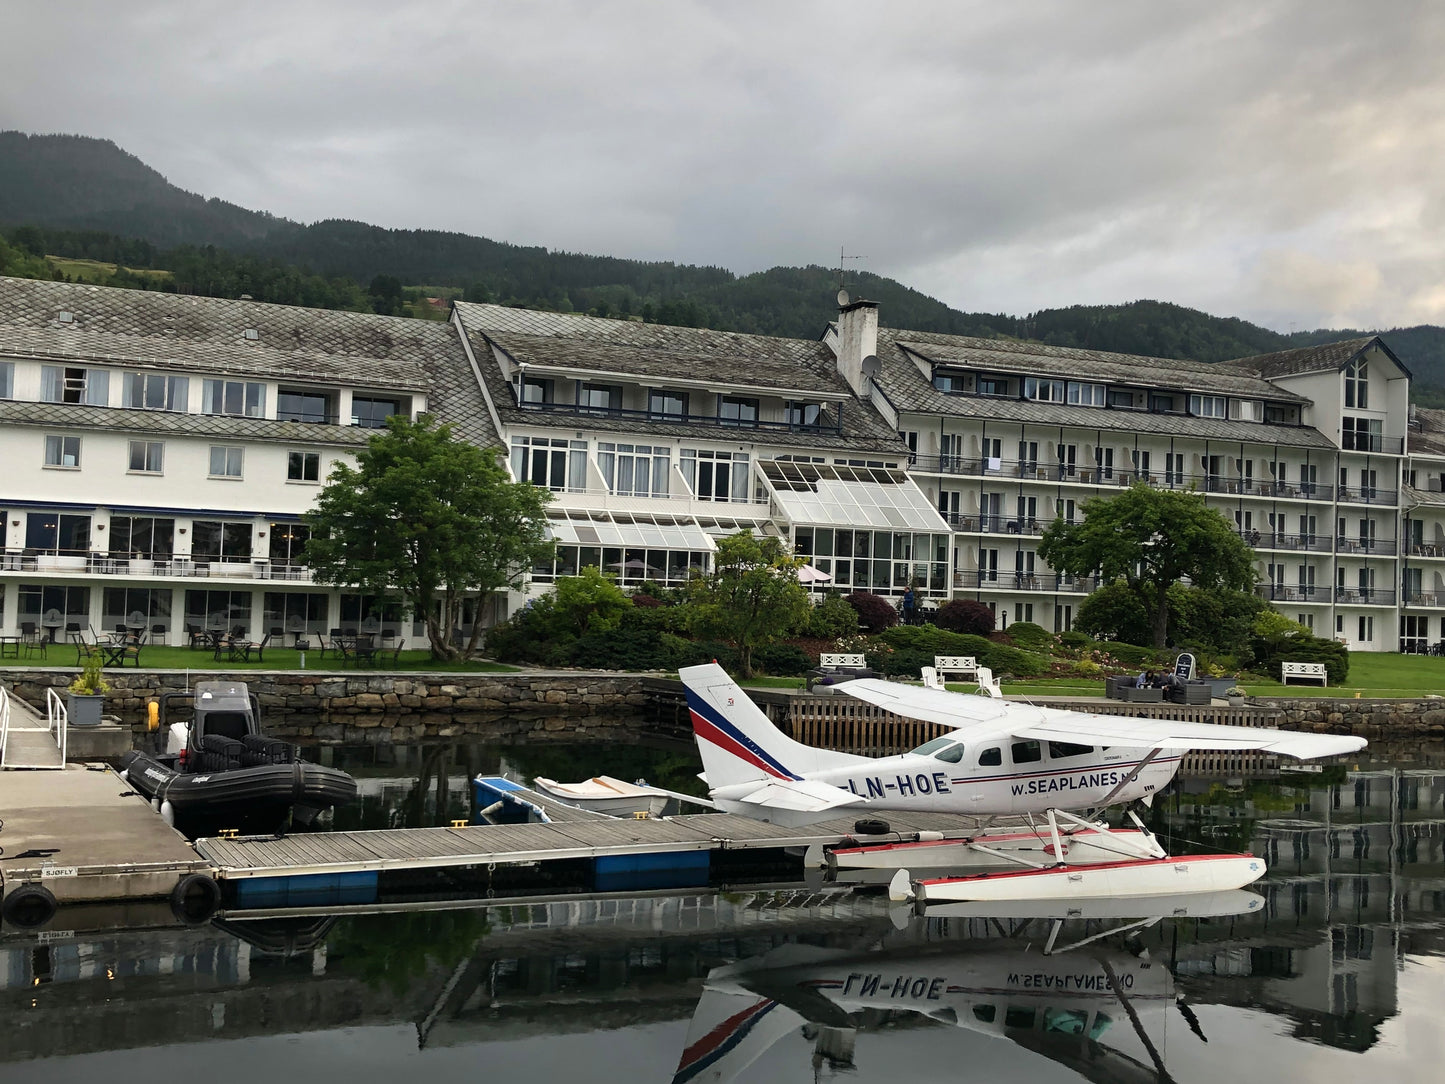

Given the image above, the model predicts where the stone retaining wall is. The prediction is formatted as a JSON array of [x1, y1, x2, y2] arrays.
[[0, 668, 669, 745], [1257, 696, 1445, 743]]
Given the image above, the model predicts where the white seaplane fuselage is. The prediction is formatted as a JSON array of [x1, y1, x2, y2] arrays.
[[707, 734, 1178, 820]]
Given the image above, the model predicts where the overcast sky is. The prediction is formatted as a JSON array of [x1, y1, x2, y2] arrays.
[[2, 0, 1442, 332]]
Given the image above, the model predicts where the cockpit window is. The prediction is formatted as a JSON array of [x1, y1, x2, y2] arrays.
[[979, 747, 1002, 766], [909, 736, 957, 757], [933, 743, 964, 763]]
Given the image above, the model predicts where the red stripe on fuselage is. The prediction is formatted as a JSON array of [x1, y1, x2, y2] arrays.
[[691, 709, 791, 780]]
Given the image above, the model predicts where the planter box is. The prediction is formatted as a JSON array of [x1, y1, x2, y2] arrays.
[[128, 558, 154, 576], [67, 693, 104, 727], [1203, 677, 1239, 698]]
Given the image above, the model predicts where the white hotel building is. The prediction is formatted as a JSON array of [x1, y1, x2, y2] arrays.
[[0, 274, 1441, 653]]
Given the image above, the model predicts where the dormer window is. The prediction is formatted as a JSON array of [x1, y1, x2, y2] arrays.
[[934, 370, 966, 393], [648, 389, 687, 420], [1189, 394, 1227, 418], [124, 372, 189, 411], [41, 365, 109, 406], [785, 401, 824, 429], [203, 379, 266, 418], [1231, 398, 1262, 422], [718, 395, 758, 427], [1066, 382, 1105, 407], [1024, 378, 1065, 403], [520, 376, 553, 406], [1345, 357, 1369, 408], [578, 382, 621, 415], [977, 376, 1009, 397]]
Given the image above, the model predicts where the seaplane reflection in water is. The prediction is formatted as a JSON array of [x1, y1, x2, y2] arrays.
[[673, 890, 1262, 1084], [680, 663, 1364, 901]]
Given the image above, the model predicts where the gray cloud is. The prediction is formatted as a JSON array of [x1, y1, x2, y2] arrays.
[[2, 0, 1442, 331]]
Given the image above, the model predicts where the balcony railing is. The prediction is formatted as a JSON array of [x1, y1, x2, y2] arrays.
[[940, 514, 1054, 535], [1406, 543, 1445, 559], [514, 399, 845, 435], [952, 571, 1100, 593], [1333, 587, 1396, 605], [1403, 591, 1445, 608], [1254, 584, 1328, 603], [0, 552, 314, 582], [1240, 531, 1334, 553], [1335, 537, 1397, 556]]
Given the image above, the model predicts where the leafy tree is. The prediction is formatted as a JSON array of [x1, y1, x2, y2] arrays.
[[304, 415, 552, 660], [1040, 484, 1256, 649], [684, 531, 810, 678], [551, 565, 629, 636], [805, 594, 860, 639]]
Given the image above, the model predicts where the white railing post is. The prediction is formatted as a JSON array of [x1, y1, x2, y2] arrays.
[[1, 684, 11, 765], [46, 687, 68, 764]]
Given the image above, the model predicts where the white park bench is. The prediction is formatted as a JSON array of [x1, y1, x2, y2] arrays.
[[923, 659, 1001, 699], [819, 653, 867, 669], [1281, 661, 1328, 686], [933, 655, 978, 681]]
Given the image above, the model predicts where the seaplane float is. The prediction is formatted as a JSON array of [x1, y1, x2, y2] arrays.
[[673, 890, 1260, 1084], [678, 663, 1365, 903]]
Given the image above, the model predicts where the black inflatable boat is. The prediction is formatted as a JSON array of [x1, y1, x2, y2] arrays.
[[120, 680, 356, 836]]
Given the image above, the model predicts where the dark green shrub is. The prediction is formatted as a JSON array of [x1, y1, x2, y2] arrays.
[[754, 642, 814, 676], [1263, 636, 1349, 684], [981, 643, 1050, 678], [806, 594, 860, 639], [670, 639, 741, 672], [846, 592, 899, 633], [569, 626, 677, 670], [872, 647, 934, 677], [1004, 621, 1053, 652], [1059, 630, 1093, 650], [1076, 581, 1150, 644], [934, 598, 994, 636], [876, 625, 1049, 678]]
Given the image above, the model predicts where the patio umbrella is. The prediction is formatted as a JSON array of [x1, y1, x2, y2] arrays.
[[796, 564, 832, 584], [609, 558, 660, 574]]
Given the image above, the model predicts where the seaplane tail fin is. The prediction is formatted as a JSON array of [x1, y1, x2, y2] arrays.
[[680, 663, 871, 791]]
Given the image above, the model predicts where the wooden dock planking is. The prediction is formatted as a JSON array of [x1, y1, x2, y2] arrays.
[[195, 807, 994, 882]]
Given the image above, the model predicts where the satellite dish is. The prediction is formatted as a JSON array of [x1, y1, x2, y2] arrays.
[[836, 288, 850, 308], [861, 354, 881, 379]]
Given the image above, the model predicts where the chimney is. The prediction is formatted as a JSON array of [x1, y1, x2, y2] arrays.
[[836, 298, 879, 396]]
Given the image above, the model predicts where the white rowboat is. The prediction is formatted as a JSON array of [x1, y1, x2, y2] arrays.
[[902, 852, 1267, 904], [531, 775, 672, 818]]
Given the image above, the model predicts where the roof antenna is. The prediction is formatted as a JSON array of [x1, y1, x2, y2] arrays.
[[836, 245, 865, 307]]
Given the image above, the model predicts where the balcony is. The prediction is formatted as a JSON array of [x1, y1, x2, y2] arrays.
[[1403, 591, 1445, 608], [941, 514, 1052, 535], [1254, 584, 1328, 603], [514, 399, 844, 435], [1241, 531, 1334, 553], [1335, 537, 1398, 556], [952, 570, 1099, 593], [1333, 587, 1396, 605], [1337, 486, 1399, 506], [1406, 543, 1445, 559]]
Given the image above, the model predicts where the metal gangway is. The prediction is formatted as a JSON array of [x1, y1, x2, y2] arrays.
[[0, 685, 67, 769]]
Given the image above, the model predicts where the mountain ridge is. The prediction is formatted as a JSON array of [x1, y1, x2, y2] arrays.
[[3, 129, 1444, 394]]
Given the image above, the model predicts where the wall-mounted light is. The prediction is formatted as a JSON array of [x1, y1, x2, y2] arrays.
[[97, 524, 106, 531], [258, 532, 266, 539], [179, 528, 187, 535]]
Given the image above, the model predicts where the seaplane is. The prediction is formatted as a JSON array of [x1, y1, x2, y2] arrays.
[[679, 662, 1366, 901]]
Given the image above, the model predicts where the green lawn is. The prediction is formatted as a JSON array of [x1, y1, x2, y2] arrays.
[[30, 643, 518, 674]]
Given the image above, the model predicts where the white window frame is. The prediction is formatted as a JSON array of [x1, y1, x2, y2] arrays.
[[44, 434, 81, 468], [597, 442, 669, 498], [128, 440, 164, 474], [1189, 394, 1227, 418], [208, 445, 244, 479], [287, 450, 321, 483], [202, 378, 266, 418], [1024, 377, 1066, 403], [123, 372, 190, 411], [1066, 382, 1105, 407]]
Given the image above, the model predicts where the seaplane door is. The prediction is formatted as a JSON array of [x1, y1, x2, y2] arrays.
[[958, 740, 1008, 809]]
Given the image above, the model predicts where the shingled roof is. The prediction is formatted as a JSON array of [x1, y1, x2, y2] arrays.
[[1230, 336, 1394, 379], [455, 302, 905, 454], [865, 325, 1336, 449], [0, 276, 499, 449]]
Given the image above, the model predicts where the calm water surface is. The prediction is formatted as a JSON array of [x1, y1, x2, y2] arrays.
[[4, 739, 1444, 1083]]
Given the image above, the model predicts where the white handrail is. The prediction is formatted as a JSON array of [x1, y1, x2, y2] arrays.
[[0, 684, 11, 765], [45, 687, 68, 765]]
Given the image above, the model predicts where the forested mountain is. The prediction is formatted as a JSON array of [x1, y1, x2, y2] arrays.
[[4, 130, 1445, 394]]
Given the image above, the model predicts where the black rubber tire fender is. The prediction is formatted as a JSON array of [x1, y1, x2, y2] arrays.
[[2, 884, 59, 930], [853, 818, 892, 836], [170, 872, 222, 925]]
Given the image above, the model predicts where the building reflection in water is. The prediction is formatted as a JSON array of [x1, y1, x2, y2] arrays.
[[1, 763, 1443, 1074]]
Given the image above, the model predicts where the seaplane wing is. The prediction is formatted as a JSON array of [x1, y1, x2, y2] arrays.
[[841, 680, 1364, 761], [1013, 713, 1365, 760], [728, 777, 865, 815], [838, 679, 1019, 733]]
